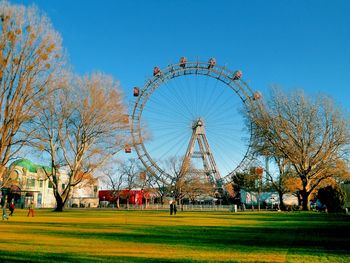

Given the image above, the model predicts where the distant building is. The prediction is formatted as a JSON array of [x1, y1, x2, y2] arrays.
[[240, 189, 298, 207], [99, 189, 149, 207], [1, 159, 99, 208]]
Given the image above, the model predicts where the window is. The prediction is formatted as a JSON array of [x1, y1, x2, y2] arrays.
[[48, 181, 53, 188], [62, 184, 65, 189], [39, 180, 43, 188], [26, 178, 35, 188]]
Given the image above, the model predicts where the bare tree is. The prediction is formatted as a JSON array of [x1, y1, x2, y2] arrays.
[[265, 156, 301, 210], [137, 170, 154, 208], [166, 156, 187, 204], [0, 2, 64, 189], [247, 88, 350, 210], [118, 158, 141, 208], [34, 73, 128, 211], [147, 172, 168, 207], [166, 156, 214, 206], [103, 166, 125, 208], [181, 172, 214, 204]]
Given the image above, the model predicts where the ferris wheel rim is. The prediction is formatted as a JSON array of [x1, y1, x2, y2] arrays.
[[131, 60, 257, 184]]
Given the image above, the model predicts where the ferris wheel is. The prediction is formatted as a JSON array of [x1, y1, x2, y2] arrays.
[[130, 58, 261, 190]]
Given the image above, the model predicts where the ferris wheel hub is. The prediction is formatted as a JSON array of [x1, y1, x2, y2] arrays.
[[192, 118, 204, 128]]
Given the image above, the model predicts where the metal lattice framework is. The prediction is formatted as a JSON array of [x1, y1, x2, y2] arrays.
[[131, 60, 258, 187]]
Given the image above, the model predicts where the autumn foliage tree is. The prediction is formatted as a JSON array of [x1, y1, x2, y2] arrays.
[[247, 88, 350, 210], [34, 73, 128, 211], [0, 2, 63, 189]]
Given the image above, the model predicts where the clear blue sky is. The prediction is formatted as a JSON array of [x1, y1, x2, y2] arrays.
[[10, 0, 350, 176], [12, 0, 350, 105]]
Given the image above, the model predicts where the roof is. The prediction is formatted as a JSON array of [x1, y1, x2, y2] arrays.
[[10, 159, 51, 173]]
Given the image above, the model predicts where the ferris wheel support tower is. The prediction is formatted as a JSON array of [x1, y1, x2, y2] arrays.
[[180, 118, 222, 189]]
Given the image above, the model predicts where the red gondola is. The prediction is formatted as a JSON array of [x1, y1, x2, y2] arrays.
[[133, 87, 139, 97], [253, 91, 262, 100], [153, 66, 161, 76], [255, 167, 264, 177], [233, 70, 242, 80], [179, 57, 187, 68], [208, 58, 216, 69], [124, 144, 131, 153]]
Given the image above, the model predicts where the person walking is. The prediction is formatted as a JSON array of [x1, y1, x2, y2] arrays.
[[9, 202, 15, 216], [173, 202, 177, 215], [2, 204, 8, 221], [27, 201, 35, 217]]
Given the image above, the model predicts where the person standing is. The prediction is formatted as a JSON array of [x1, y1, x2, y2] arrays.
[[9, 202, 15, 216], [27, 201, 35, 217], [173, 202, 177, 215], [2, 204, 8, 221], [170, 201, 174, 215]]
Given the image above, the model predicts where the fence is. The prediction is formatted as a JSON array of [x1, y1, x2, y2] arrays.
[[103, 204, 257, 212]]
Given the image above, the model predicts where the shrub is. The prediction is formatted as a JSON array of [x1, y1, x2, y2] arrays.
[[317, 185, 345, 212]]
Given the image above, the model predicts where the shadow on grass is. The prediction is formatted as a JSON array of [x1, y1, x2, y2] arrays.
[[8, 219, 350, 255], [3, 212, 350, 262], [0, 250, 196, 263]]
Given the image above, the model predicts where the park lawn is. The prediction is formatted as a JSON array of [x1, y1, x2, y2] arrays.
[[0, 209, 349, 262]]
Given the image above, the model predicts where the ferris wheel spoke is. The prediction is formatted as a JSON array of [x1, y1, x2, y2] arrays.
[[150, 78, 193, 113], [202, 87, 234, 121], [207, 116, 245, 130], [209, 138, 245, 174], [165, 76, 197, 120], [147, 127, 187, 140], [146, 132, 189, 159], [147, 90, 194, 121], [197, 74, 211, 117], [204, 94, 241, 122], [200, 78, 223, 118], [206, 129, 249, 170], [144, 106, 193, 124]]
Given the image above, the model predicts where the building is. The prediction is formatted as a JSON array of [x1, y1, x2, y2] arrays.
[[99, 189, 150, 207], [1, 159, 99, 208], [240, 189, 298, 207]]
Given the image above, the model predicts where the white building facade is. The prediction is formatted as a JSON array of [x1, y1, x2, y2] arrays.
[[3, 159, 99, 208]]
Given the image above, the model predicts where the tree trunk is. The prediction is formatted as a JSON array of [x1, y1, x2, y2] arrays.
[[296, 191, 302, 206], [54, 195, 64, 212], [116, 197, 120, 208], [278, 191, 285, 211], [301, 190, 310, 211]]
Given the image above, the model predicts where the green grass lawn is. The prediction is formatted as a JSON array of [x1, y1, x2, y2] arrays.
[[0, 209, 349, 262]]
